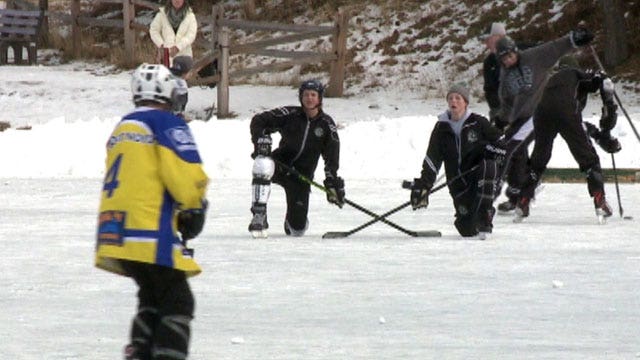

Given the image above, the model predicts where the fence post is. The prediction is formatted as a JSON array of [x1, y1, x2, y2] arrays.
[[217, 29, 230, 118], [123, 0, 135, 67], [70, 0, 81, 58], [326, 8, 348, 98]]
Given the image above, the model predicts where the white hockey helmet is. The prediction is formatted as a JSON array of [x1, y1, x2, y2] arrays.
[[131, 63, 187, 110]]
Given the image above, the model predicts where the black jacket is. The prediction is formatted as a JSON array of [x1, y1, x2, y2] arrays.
[[250, 106, 340, 179], [536, 66, 601, 119], [420, 112, 502, 197]]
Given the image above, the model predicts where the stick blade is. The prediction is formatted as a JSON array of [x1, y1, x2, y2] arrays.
[[413, 230, 442, 237], [322, 231, 350, 239]]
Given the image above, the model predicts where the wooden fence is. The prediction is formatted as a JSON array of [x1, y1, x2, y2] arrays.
[[3, 0, 349, 119], [204, 4, 349, 117]]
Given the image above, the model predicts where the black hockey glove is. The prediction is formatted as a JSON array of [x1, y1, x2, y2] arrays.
[[597, 132, 622, 154], [324, 176, 345, 208], [410, 178, 431, 210], [177, 200, 208, 241], [252, 135, 272, 158], [492, 115, 508, 132], [484, 141, 507, 165], [570, 28, 594, 47], [584, 122, 621, 154], [600, 103, 618, 133]]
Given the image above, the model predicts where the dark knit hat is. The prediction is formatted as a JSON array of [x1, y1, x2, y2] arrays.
[[447, 82, 470, 104]]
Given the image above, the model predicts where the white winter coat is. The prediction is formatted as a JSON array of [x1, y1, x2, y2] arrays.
[[149, 6, 198, 62]]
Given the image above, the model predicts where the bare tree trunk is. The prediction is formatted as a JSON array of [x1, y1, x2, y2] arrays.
[[599, 0, 629, 68]]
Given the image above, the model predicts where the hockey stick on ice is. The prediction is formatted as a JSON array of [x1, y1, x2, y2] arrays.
[[589, 45, 640, 144], [609, 153, 632, 219], [323, 165, 480, 239], [589, 46, 633, 220], [273, 160, 434, 237]]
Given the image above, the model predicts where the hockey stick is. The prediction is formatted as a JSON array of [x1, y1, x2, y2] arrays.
[[273, 160, 431, 237], [323, 165, 480, 239], [589, 45, 640, 144], [589, 46, 633, 220], [609, 153, 632, 219]]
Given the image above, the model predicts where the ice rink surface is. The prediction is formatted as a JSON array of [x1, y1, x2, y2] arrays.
[[1, 178, 638, 360]]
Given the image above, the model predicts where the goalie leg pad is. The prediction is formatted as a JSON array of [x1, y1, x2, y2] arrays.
[[251, 178, 271, 207], [252, 156, 275, 180]]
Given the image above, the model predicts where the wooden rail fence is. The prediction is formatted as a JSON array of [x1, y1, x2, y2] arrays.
[[3, 0, 349, 119]]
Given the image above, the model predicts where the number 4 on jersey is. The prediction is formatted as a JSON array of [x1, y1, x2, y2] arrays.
[[103, 154, 123, 198]]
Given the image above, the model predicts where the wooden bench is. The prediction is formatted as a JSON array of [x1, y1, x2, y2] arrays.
[[0, 8, 43, 65]]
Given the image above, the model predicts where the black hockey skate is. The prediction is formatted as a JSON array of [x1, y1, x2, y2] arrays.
[[248, 212, 269, 238], [593, 191, 612, 224], [513, 197, 530, 223], [497, 200, 516, 214], [476, 207, 495, 240]]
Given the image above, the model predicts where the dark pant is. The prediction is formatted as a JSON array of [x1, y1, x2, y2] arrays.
[[496, 120, 536, 202], [453, 159, 499, 236], [272, 166, 311, 232], [120, 260, 194, 360], [523, 112, 603, 198]]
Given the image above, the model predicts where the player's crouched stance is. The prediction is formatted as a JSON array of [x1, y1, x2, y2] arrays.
[[410, 83, 504, 239], [248, 80, 345, 238], [95, 64, 209, 360]]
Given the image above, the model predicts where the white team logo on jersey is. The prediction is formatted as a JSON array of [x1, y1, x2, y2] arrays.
[[467, 130, 478, 143], [314, 127, 324, 137], [166, 126, 197, 152]]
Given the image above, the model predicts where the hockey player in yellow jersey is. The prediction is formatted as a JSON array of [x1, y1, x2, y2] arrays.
[[95, 63, 208, 360]]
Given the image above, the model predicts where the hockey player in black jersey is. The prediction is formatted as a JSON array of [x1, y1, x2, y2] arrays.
[[410, 83, 504, 238], [248, 80, 344, 237], [515, 56, 620, 222]]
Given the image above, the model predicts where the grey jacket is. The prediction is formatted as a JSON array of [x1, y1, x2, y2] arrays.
[[498, 35, 575, 126]]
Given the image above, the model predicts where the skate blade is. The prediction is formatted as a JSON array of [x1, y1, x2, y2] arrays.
[[497, 209, 514, 216], [478, 232, 489, 240], [251, 230, 268, 238], [596, 209, 611, 225], [512, 215, 526, 223]]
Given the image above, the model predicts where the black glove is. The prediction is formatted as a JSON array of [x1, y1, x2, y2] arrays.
[[492, 115, 508, 132], [597, 132, 622, 154], [570, 28, 594, 47], [252, 135, 272, 158], [410, 178, 431, 210], [600, 103, 618, 132], [324, 176, 345, 208], [584, 122, 621, 154], [177, 200, 208, 241]]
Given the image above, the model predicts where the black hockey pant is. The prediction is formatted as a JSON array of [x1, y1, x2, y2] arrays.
[[121, 260, 194, 360], [453, 159, 499, 236], [496, 117, 535, 203], [272, 166, 311, 233], [523, 112, 603, 198]]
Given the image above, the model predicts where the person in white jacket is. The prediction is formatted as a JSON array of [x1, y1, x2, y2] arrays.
[[149, 0, 197, 76]]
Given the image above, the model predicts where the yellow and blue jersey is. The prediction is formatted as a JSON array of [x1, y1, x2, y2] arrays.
[[95, 107, 208, 277]]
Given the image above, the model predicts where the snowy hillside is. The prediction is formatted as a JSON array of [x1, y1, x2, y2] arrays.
[[0, 64, 639, 180]]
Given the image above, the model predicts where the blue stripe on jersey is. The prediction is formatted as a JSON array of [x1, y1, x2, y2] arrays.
[[155, 190, 178, 267], [123, 109, 202, 164]]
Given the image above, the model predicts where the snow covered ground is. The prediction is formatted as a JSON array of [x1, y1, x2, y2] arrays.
[[1, 63, 639, 359]]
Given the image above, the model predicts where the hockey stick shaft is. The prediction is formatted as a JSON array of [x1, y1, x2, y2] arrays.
[[589, 46, 640, 144], [333, 164, 480, 238], [273, 160, 417, 236], [610, 153, 624, 217]]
